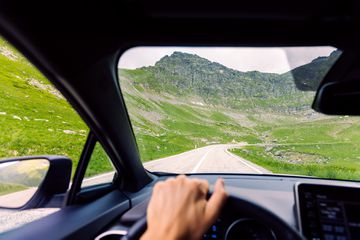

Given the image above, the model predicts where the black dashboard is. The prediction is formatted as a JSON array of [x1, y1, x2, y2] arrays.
[[95, 174, 360, 240]]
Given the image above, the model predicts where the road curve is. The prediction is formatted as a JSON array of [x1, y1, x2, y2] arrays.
[[0, 144, 270, 232], [144, 143, 271, 174]]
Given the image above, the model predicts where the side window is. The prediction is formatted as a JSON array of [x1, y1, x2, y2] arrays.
[[0, 37, 88, 168], [0, 36, 117, 193], [81, 142, 116, 188], [0, 37, 98, 231]]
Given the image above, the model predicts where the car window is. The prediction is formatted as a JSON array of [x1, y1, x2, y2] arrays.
[[0, 37, 88, 168], [116, 46, 360, 181], [81, 142, 115, 188], [0, 36, 105, 232]]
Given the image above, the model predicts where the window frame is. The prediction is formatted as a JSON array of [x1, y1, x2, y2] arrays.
[[66, 132, 117, 205]]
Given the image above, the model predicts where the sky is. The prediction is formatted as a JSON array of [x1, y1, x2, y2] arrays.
[[118, 46, 336, 74]]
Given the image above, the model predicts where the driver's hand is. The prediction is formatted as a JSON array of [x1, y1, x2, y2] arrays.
[[141, 175, 228, 240]]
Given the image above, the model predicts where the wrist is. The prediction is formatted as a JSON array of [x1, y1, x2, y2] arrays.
[[140, 227, 185, 240], [140, 230, 177, 240]]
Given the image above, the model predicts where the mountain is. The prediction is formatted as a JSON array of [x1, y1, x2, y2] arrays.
[[139, 52, 295, 101], [120, 51, 338, 112], [118, 50, 339, 160], [290, 50, 341, 91]]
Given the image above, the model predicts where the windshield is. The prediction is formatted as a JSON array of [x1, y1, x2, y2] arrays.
[[116, 47, 360, 181]]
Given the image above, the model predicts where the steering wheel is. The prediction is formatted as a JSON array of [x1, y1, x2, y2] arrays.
[[122, 195, 305, 240]]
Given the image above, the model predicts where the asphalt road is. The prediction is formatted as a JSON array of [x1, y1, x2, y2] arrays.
[[144, 143, 271, 174], [0, 144, 270, 232]]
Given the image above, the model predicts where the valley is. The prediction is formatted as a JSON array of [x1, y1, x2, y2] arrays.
[[119, 50, 360, 180]]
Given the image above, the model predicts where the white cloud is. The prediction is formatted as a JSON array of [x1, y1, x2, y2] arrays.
[[118, 46, 336, 74]]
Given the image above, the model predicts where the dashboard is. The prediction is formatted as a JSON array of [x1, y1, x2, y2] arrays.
[[95, 174, 360, 240]]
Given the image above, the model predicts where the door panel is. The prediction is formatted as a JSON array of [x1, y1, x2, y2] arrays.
[[0, 190, 130, 240]]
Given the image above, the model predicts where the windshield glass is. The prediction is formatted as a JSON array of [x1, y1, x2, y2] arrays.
[[116, 47, 360, 180]]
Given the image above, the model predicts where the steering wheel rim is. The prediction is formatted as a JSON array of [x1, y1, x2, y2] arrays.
[[122, 194, 305, 240], [223, 196, 305, 240]]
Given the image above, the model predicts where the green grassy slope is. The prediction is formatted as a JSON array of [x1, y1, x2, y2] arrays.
[[120, 66, 319, 163], [0, 39, 110, 177], [120, 68, 264, 161], [231, 115, 360, 180], [0, 39, 87, 164]]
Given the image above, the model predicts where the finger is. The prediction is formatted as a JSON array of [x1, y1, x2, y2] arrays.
[[152, 181, 165, 193], [176, 174, 187, 181], [192, 179, 209, 196], [203, 178, 228, 229], [164, 177, 176, 185]]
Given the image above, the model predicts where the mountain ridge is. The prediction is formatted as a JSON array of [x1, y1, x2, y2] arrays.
[[119, 50, 340, 112], [120, 51, 330, 112]]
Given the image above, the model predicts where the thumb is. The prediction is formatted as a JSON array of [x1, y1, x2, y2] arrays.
[[204, 178, 228, 230]]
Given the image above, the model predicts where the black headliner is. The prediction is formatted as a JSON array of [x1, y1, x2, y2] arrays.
[[1, 1, 360, 74], [1, 0, 360, 190]]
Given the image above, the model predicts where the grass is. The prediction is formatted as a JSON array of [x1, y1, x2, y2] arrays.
[[131, 100, 259, 161], [84, 143, 114, 178], [231, 144, 360, 180], [0, 40, 86, 174], [0, 182, 28, 196], [228, 115, 360, 181], [0, 38, 110, 178]]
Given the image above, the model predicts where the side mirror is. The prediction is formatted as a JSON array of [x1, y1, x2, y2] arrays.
[[0, 156, 72, 209]]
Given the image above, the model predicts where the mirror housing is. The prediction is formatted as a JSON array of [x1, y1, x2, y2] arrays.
[[313, 79, 360, 115], [0, 156, 72, 209]]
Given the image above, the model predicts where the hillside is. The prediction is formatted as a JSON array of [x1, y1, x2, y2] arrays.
[[288, 50, 341, 91], [118, 50, 360, 181], [0, 39, 111, 177], [118, 50, 340, 161]]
